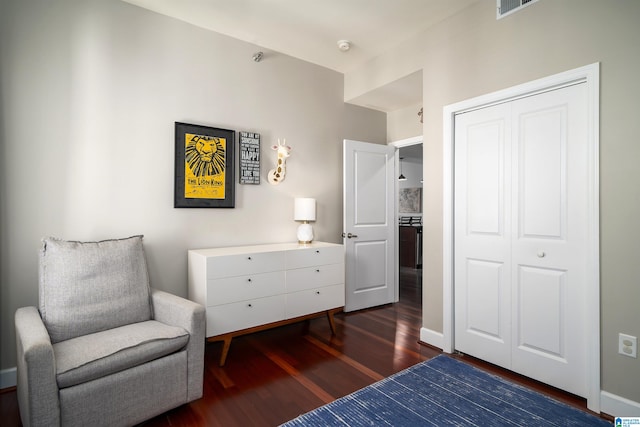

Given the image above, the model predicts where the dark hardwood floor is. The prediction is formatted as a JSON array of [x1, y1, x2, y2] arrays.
[[0, 267, 609, 426]]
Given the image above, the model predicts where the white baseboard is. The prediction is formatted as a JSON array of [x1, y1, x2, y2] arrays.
[[601, 390, 640, 417], [0, 367, 17, 390], [420, 327, 445, 351]]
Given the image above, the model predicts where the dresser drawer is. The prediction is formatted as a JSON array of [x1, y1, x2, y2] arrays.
[[207, 271, 285, 306], [286, 263, 344, 293], [206, 295, 285, 336], [206, 251, 285, 279], [285, 284, 344, 319], [286, 245, 343, 269]]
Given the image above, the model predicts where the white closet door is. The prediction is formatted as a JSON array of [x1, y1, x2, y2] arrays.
[[454, 102, 512, 369], [454, 82, 589, 398], [510, 84, 588, 397]]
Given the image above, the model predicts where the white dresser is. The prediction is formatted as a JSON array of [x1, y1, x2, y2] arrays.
[[188, 241, 344, 365]]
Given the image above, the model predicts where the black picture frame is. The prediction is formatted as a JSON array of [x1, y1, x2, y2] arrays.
[[239, 131, 261, 185], [174, 122, 235, 208]]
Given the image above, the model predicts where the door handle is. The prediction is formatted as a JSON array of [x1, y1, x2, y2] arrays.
[[343, 232, 358, 239]]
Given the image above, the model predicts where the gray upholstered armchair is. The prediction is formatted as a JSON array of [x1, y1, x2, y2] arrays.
[[14, 236, 205, 427]]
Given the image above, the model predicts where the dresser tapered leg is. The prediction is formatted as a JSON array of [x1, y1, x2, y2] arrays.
[[209, 307, 344, 366], [219, 336, 232, 366], [327, 309, 338, 335]]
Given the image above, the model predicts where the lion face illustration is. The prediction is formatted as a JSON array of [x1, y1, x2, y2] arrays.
[[185, 135, 225, 177], [195, 138, 217, 162]]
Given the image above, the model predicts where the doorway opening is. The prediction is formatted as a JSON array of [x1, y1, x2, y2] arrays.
[[392, 136, 423, 304]]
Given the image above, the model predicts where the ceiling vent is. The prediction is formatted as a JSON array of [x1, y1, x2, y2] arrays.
[[497, 0, 539, 19]]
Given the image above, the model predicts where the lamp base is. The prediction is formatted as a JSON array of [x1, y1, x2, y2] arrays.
[[297, 222, 314, 244]]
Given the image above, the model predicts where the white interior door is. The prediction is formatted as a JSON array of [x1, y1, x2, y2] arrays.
[[454, 83, 589, 398], [343, 139, 396, 312]]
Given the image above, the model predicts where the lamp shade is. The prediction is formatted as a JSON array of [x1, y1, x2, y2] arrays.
[[294, 198, 316, 221]]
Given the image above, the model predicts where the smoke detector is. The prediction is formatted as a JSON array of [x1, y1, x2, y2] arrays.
[[337, 40, 351, 52]]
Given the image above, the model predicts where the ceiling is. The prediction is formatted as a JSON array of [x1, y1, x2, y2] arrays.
[[121, 0, 479, 112]]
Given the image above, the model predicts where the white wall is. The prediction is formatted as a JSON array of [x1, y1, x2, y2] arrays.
[[387, 102, 422, 142], [398, 158, 423, 191], [0, 0, 386, 372], [345, 0, 640, 406]]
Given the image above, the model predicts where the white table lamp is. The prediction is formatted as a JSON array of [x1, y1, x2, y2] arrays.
[[294, 198, 316, 244]]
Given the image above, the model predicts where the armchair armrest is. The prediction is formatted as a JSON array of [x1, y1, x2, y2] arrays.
[[150, 288, 205, 401], [15, 306, 60, 427]]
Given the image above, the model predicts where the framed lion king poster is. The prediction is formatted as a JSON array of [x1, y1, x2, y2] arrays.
[[174, 122, 235, 208]]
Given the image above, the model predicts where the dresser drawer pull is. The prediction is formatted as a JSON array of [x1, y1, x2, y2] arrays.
[[247, 303, 253, 308], [247, 278, 252, 282], [316, 269, 320, 273], [247, 256, 252, 260], [316, 250, 320, 254], [316, 291, 320, 295]]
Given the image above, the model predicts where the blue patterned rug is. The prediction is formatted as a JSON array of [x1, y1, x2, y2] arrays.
[[281, 355, 609, 426]]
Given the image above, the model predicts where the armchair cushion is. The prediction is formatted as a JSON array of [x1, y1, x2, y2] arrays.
[[54, 320, 189, 388], [39, 236, 152, 343]]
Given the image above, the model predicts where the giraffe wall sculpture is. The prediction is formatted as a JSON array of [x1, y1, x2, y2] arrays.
[[267, 139, 291, 185]]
